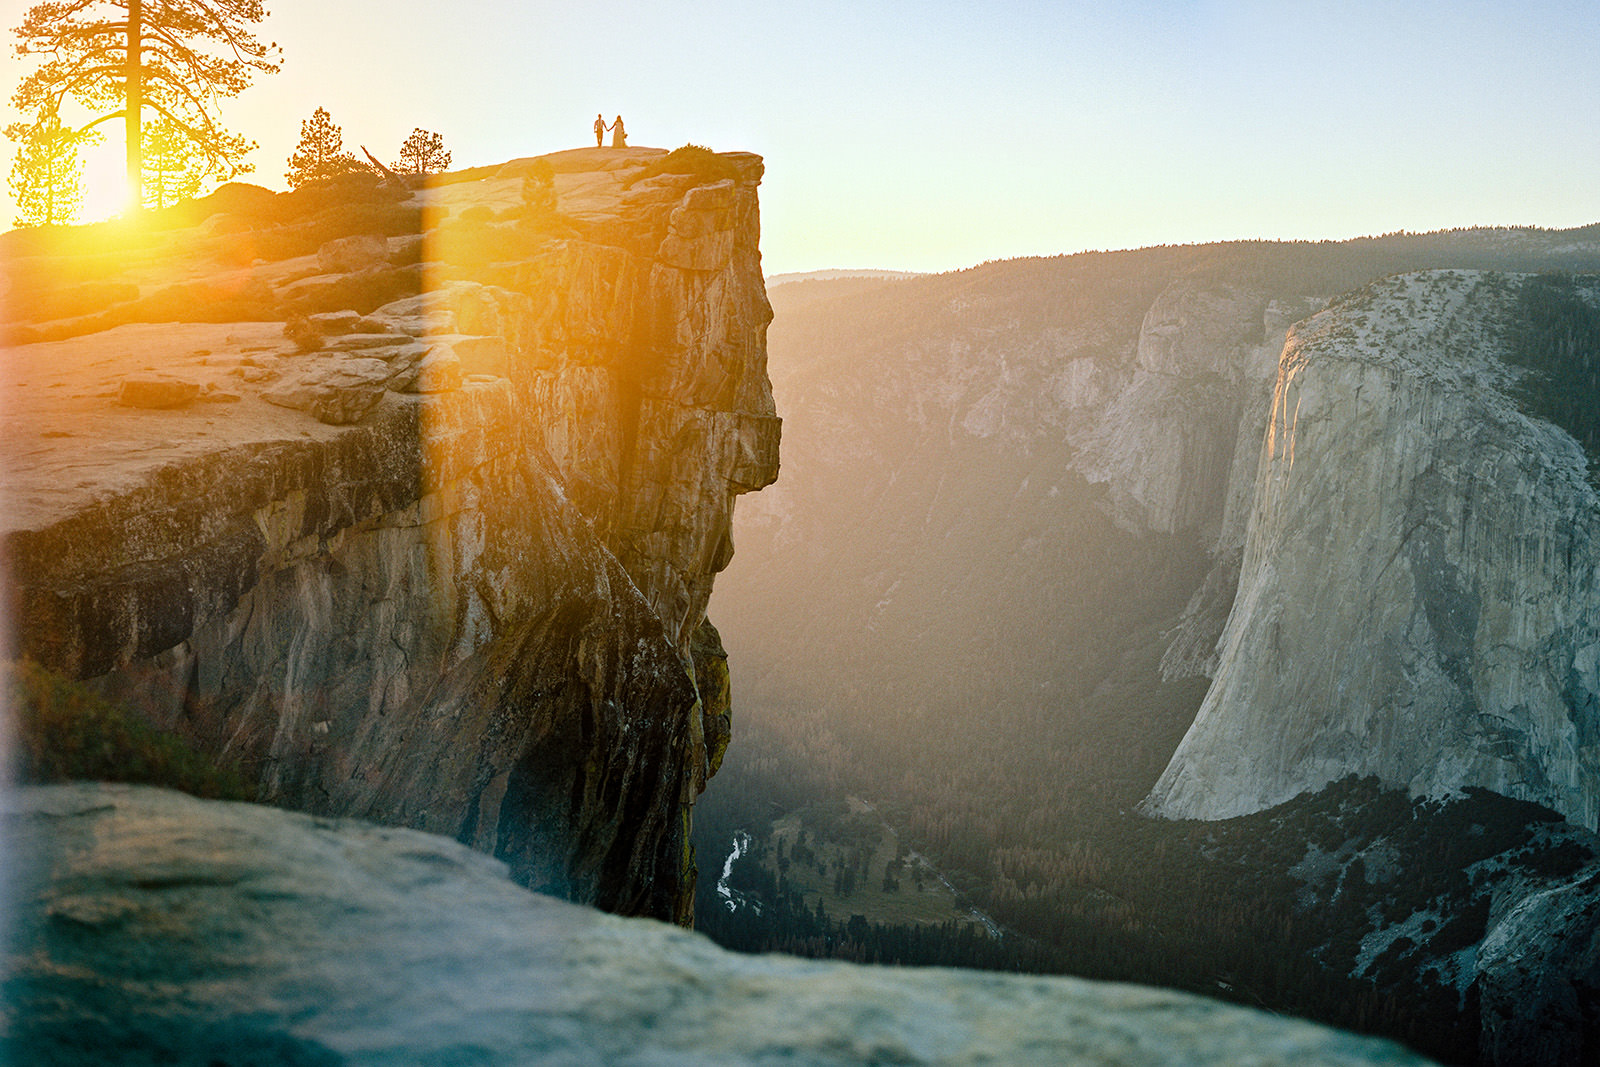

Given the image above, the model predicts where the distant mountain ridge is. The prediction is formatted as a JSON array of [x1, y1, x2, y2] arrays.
[[765, 268, 926, 286], [721, 223, 1600, 826]]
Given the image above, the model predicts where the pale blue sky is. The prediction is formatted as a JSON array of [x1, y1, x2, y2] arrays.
[[3, 0, 1597, 273]]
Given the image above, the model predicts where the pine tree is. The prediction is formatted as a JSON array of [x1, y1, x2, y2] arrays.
[[141, 119, 203, 210], [10, 0, 280, 212], [519, 159, 556, 220], [4, 108, 97, 226], [395, 128, 450, 175], [284, 107, 367, 189]]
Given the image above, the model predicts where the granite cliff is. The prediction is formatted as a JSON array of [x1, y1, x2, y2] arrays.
[[707, 238, 1600, 1061], [718, 237, 1600, 809], [1144, 270, 1600, 828], [726, 245, 1600, 828], [1, 146, 779, 923]]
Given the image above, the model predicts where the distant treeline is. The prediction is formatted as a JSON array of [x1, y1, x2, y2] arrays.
[[772, 226, 1600, 385]]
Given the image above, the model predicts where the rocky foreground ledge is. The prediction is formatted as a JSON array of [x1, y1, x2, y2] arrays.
[[0, 784, 1434, 1067]]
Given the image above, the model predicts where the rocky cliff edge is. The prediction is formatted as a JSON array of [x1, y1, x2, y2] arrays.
[[0, 146, 780, 922], [0, 783, 1436, 1067]]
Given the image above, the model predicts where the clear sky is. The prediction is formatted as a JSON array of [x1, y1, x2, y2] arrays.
[[3, 0, 1598, 274]]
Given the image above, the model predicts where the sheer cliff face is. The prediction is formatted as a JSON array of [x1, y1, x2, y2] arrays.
[[1146, 271, 1600, 827], [715, 266, 1313, 796], [718, 249, 1600, 836], [3, 148, 778, 922], [1070, 281, 1317, 549]]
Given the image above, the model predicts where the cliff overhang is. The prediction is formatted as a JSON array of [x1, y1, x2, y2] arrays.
[[1, 145, 780, 923]]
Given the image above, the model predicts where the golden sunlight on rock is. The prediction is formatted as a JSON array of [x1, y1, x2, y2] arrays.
[[2, 146, 776, 926]]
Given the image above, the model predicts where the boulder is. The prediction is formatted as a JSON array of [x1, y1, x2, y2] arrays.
[[117, 375, 202, 409], [307, 311, 401, 337], [1, 784, 1438, 1067], [277, 265, 424, 319], [307, 309, 364, 334], [389, 344, 463, 394], [261, 357, 392, 424], [388, 232, 425, 264]]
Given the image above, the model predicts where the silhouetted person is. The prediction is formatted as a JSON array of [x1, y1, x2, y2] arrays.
[[594, 113, 606, 147], [609, 116, 627, 148]]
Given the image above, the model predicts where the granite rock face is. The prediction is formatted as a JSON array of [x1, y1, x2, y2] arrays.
[[717, 253, 1600, 1064], [929, 265, 1600, 830], [1070, 281, 1320, 548], [1476, 864, 1600, 1067], [2, 147, 779, 922], [720, 267, 1304, 746], [0, 783, 1437, 1067], [1145, 271, 1600, 828]]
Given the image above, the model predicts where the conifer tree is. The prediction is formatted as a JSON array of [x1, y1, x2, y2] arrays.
[[519, 158, 556, 219], [395, 128, 450, 175], [284, 107, 367, 189], [141, 118, 203, 209], [10, 0, 280, 212], [4, 108, 98, 226]]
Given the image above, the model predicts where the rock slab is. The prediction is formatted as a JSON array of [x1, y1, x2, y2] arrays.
[[0, 784, 1437, 1067]]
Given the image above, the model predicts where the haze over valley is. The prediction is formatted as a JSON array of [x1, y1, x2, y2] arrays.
[[697, 229, 1600, 1065], [5, 2, 1600, 1065]]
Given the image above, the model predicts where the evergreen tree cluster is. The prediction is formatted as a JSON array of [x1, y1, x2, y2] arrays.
[[286, 108, 454, 190], [4, 0, 456, 224], [8, 0, 279, 213], [1503, 273, 1600, 482], [698, 710, 1592, 1067], [3, 108, 96, 226], [284, 107, 369, 189]]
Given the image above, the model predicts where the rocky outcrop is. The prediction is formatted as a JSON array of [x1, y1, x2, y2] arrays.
[[1, 783, 1436, 1067], [1477, 864, 1600, 1067], [2, 146, 779, 922], [1145, 271, 1600, 828]]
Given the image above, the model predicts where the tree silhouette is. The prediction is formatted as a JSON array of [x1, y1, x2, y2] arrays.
[[395, 128, 450, 175], [284, 107, 367, 189], [10, 0, 280, 213], [4, 107, 99, 226], [141, 117, 203, 209], [519, 158, 556, 219]]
